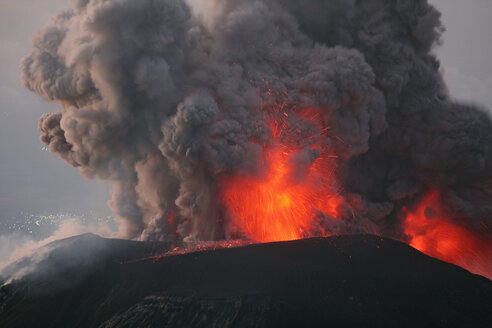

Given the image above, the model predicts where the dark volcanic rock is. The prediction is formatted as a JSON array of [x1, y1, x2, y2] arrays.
[[99, 295, 272, 328], [0, 234, 491, 327]]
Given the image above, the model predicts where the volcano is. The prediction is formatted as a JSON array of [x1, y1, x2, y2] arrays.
[[18, 0, 492, 284], [0, 234, 490, 327]]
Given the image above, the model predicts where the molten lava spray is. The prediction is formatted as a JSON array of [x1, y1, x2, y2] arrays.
[[221, 108, 344, 242], [22, 0, 492, 278]]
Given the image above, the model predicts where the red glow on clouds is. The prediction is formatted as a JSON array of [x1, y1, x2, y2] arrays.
[[402, 191, 492, 279]]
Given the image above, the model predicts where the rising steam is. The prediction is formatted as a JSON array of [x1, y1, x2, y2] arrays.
[[21, 0, 491, 265]]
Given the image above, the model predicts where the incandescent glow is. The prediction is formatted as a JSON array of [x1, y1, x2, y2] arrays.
[[220, 107, 344, 242], [219, 106, 492, 280], [402, 191, 492, 279]]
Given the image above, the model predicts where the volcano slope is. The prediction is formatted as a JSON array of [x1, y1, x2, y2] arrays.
[[0, 234, 490, 327]]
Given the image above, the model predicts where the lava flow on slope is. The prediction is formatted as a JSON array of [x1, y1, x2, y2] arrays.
[[402, 191, 492, 279]]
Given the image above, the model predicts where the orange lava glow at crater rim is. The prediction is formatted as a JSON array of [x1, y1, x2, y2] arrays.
[[220, 108, 344, 243], [220, 145, 343, 243]]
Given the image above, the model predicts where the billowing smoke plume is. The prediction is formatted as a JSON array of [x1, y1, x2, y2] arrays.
[[22, 0, 492, 243]]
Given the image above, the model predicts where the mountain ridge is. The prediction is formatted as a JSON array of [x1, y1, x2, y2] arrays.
[[1, 234, 490, 327]]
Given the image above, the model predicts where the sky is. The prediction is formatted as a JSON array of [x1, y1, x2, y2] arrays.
[[0, 0, 491, 229]]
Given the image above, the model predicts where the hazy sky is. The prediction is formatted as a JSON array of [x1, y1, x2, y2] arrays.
[[0, 0, 491, 220]]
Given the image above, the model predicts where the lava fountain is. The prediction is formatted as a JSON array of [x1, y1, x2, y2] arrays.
[[220, 107, 345, 242]]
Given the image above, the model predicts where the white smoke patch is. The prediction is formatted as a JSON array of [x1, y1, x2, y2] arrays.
[[185, 0, 224, 27], [0, 218, 116, 275]]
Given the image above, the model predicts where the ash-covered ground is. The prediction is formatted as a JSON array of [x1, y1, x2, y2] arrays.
[[0, 234, 490, 328]]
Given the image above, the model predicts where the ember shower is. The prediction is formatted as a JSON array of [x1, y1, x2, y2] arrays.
[[22, 0, 492, 277]]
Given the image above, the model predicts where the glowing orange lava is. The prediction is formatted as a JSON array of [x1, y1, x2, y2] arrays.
[[220, 109, 344, 242], [403, 191, 492, 279]]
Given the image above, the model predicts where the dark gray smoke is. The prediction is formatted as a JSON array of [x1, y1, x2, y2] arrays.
[[21, 0, 491, 241]]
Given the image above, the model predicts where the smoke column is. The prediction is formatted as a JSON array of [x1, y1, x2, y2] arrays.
[[21, 0, 492, 276]]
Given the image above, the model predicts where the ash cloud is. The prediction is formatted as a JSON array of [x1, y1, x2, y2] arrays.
[[21, 0, 492, 241]]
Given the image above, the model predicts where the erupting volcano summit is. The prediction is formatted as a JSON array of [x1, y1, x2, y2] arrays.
[[21, 0, 492, 278]]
